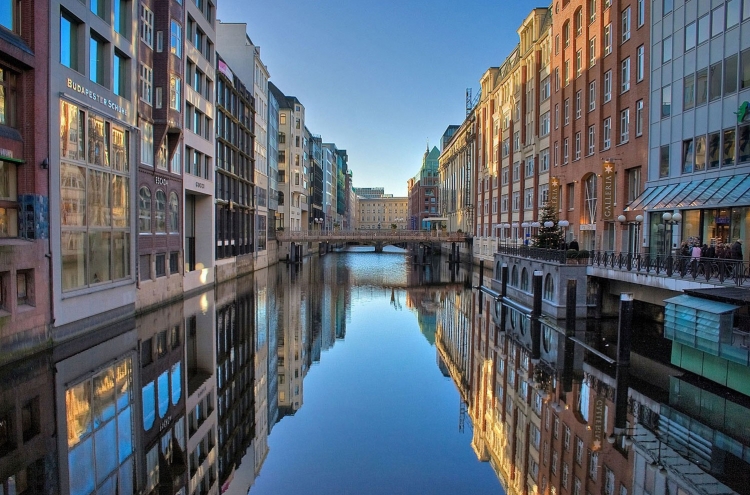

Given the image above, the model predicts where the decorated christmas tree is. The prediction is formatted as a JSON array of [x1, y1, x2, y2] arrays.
[[530, 202, 564, 249]]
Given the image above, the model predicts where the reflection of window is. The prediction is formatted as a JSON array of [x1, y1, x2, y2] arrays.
[[170, 20, 182, 58], [89, 35, 105, 86], [543, 274, 554, 300], [157, 371, 169, 418], [0, 67, 16, 127], [67, 358, 134, 495], [708, 132, 721, 168], [169, 75, 181, 111], [724, 129, 736, 166], [169, 192, 179, 233], [61, 13, 81, 72], [154, 189, 167, 233]]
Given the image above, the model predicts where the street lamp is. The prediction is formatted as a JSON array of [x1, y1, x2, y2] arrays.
[[617, 214, 644, 255], [662, 211, 682, 255], [511, 222, 519, 245], [558, 220, 570, 247]]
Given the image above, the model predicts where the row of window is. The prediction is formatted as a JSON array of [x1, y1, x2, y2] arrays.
[[681, 125, 750, 174], [138, 187, 179, 234]]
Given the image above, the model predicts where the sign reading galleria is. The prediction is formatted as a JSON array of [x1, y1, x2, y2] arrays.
[[601, 161, 615, 221], [67, 78, 128, 117]]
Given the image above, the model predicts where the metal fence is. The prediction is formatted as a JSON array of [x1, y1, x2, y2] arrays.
[[589, 251, 750, 286], [496, 244, 750, 286]]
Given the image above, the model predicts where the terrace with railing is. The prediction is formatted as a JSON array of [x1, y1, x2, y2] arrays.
[[496, 244, 750, 287]]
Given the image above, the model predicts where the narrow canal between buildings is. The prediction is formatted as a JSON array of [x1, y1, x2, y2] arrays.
[[6, 247, 750, 495]]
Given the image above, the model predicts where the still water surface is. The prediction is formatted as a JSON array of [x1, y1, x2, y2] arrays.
[[246, 248, 500, 494], [10, 247, 750, 495]]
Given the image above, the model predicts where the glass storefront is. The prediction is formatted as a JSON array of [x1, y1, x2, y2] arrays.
[[649, 207, 749, 260]]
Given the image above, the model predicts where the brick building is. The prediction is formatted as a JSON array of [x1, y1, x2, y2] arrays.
[[0, 0, 51, 361], [550, 0, 649, 252], [407, 146, 441, 230], [136, 0, 186, 311]]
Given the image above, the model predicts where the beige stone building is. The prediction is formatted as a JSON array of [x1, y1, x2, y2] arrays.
[[356, 196, 409, 230]]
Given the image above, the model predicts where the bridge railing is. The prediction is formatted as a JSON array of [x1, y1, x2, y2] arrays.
[[275, 229, 468, 242]]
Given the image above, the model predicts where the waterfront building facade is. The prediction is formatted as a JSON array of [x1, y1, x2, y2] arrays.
[[356, 197, 408, 230], [51, 0, 139, 335], [550, 0, 649, 252], [407, 146, 441, 230], [182, 0, 216, 293], [214, 54, 255, 282], [136, 0, 186, 311], [439, 116, 476, 235], [308, 131, 325, 230], [473, 8, 553, 263], [269, 83, 306, 233], [0, 0, 51, 358], [633, 0, 750, 258]]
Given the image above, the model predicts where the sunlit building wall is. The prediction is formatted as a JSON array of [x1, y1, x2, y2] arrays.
[[550, 0, 649, 252], [182, 0, 217, 293], [407, 146, 441, 230], [439, 116, 476, 236], [269, 83, 306, 235], [356, 197, 409, 230], [51, 0, 138, 334]]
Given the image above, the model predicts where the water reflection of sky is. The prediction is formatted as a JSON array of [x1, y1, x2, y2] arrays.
[[249, 252, 502, 495]]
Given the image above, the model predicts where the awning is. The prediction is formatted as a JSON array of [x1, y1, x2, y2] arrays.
[[626, 173, 750, 211], [0, 155, 24, 165]]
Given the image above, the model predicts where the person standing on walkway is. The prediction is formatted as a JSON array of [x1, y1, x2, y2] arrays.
[[732, 239, 743, 260]]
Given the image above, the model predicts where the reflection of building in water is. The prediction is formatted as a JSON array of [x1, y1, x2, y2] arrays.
[[55, 325, 139, 495], [0, 352, 56, 493], [184, 290, 218, 495], [252, 273, 270, 481], [406, 287, 442, 345], [137, 301, 188, 495], [436, 287, 472, 402], [277, 266, 305, 415], [215, 279, 256, 492]]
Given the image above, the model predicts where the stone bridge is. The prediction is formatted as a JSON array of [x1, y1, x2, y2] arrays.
[[276, 229, 470, 252]]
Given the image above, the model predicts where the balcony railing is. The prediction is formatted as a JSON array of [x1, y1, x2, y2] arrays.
[[496, 245, 750, 286], [589, 251, 750, 286], [496, 245, 568, 264]]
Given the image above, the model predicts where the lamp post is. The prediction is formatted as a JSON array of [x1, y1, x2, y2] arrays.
[[662, 212, 682, 255], [511, 222, 519, 246], [617, 214, 644, 255], [558, 220, 570, 248], [522, 222, 530, 246]]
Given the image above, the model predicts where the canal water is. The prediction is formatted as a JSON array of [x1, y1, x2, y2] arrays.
[[7, 247, 750, 495]]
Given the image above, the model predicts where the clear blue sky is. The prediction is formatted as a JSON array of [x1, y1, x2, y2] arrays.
[[217, 1, 545, 197]]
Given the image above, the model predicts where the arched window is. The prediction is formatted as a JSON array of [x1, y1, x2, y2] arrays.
[[521, 268, 529, 291], [544, 274, 555, 301], [574, 8, 583, 35], [169, 192, 179, 233], [139, 186, 151, 233], [511, 266, 519, 287], [155, 190, 166, 233], [495, 261, 501, 279], [563, 21, 570, 46]]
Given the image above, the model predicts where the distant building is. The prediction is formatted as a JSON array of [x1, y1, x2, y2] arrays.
[[356, 197, 408, 230], [408, 146, 441, 230], [352, 186, 385, 199]]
